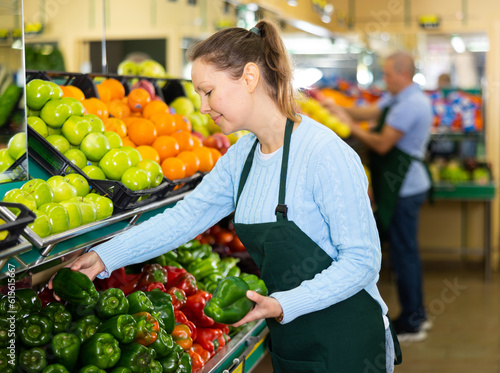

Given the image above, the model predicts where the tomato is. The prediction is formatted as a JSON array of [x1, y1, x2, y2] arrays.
[[229, 235, 246, 252], [215, 230, 234, 246]]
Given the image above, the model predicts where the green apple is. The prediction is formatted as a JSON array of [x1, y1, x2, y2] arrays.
[[169, 96, 194, 116], [104, 131, 123, 149], [21, 178, 54, 208], [40, 98, 73, 128], [98, 148, 131, 180], [83, 193, 113, 220], [47, 175, 78, 203], [121, 167, 150, 191], [47, 81, 63, 99], [68, 197, 97, 225], [80, 133, 111, 162], [82, 165, 106, 180], [59, 200, 82, 229], [120, 146, 142, 167], [46, 134, 70, 154], [137, 59, 166, 78], [61, 97, 85, 116], [61, 116, 92, 145], [117, 59, 138, 75], [27, 108, 41, 117], [47, 127, 62, 136], [64, 173, 89, 197], [137, 159, 163, 188], [0, 149, 15, 172], [27, 209, 51, 238], [64, 148, 87, 170], [39, 202, 69, 234], [27, 116, 49, 138], [26, 79, 53, 110], [2, 188, 37, 214], [84, 114, 105, 133], [7, 132, 27, 160]]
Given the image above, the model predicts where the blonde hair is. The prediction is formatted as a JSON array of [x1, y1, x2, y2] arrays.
[[187, 20, 300, 123]]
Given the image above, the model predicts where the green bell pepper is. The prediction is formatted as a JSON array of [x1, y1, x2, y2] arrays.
[[97, 314, 137, 344], [95, 288, 129, 319], [0, 347, 16, 372], [226, 264, 241, 278], [0, 316, 12, 348], [149, 359, 164, 373], [19, 347, 47, 373], [16, 308, 32, 323], [78, 365, 106, 373], [145, 290, 175, 334], [126, 291, 154, 314], [115, 342, 154, 373], [66, 302, 96, 319], [50, 332, 81, 371], [152, 250, 179, 267], [217, 256, 240, 278], [158, 344, 182, 373], [52, 268, 99, 308], [149, 328, 174, 359], [203, 276, 253, 324], [187, 257, 220, 282], [42, 364, 70, 373], [41, 302, 72, 333], [67, 315, 101, 344], [132, 312, 160, 346], [109, 367, 132, 373], [0, 288, 42, 315], [176, 352, 192, 373], [80, 333, 121, 369], [241, 274, 268, 296], [19, 313, 54, 347], [177, 242, 210, 266]]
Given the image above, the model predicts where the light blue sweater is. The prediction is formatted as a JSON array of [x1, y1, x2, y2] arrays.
[[94, 114, 389, 324]]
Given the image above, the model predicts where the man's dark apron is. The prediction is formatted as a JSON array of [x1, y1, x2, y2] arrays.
[[233, 119, 399, 373]]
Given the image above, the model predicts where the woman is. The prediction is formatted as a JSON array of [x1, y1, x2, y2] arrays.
[[52, 20, 399, 372]]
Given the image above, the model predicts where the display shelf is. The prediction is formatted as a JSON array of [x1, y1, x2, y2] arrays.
[[429, 132, 484, 142], [202, 320, 269, 373], [433, 181, 496, 200]]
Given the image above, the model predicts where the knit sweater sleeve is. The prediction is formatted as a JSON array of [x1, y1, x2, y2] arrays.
[[92, 144, 243, 278], [270, 139, 382, 323]]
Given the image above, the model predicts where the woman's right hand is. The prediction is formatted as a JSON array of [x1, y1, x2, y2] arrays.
[[48, 251, 106, 292]]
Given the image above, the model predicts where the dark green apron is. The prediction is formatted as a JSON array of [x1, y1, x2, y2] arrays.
[[233, 119, 392, 373], [369, 107, 415, 234]]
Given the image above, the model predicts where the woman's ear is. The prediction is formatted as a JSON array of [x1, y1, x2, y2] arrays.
[[242, 63, 260, 93]]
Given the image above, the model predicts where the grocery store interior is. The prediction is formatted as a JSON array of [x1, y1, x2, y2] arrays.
[[1, 0, 500, 372]]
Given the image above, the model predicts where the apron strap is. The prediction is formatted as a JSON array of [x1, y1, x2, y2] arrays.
[[236, 139, 259, 206], [275, 118, 294, 221]]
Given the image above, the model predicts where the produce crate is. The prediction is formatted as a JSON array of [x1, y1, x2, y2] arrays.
[[0, 201, 36, 250], [161, 78, 187, 105], [27, 126, 203, 211], [26, 70, 98, 99], [0, 153, 28, 183]]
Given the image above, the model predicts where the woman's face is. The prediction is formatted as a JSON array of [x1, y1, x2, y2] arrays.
[[191, 59, 250, 134]]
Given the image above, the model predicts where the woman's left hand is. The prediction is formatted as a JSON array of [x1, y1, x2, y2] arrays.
[[232, 290, 283, 327]]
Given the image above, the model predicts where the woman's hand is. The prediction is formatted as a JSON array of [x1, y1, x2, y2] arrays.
[[231, 290, 283, 327], [48, 251, 106, 294]]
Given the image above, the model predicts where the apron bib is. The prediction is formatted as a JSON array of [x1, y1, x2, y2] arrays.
[[233, 119, 390, 373]]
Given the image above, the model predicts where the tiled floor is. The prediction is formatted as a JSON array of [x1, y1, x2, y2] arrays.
[[253, 262, 500, 372]]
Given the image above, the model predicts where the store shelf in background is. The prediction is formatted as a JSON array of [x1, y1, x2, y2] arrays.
[[433, 182, 496, 200]]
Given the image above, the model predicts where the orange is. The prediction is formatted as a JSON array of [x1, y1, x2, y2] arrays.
[[121, 137, 136, 148], [96, 84, 112, 102], [191, 136, 202, 149], [208, 147, 222, 164], [136, 145, 161, 164], [104, 118, 127, 138], [151, 112, 177, 136], [82, 97, 109, 120], [122, 116, 139, 127], [171, 130, 194, 152], [193, 146, 215, 172], [101, 78, 126, 100], [60, 85, 85, 102], [143, 100, 170, 119], [177, 151, 200, 177], [128, 118, 157, 146], [173, 114, 192, 132], [128, 88, 151, 112], [161, 157, 186, 180], [152, 135, 180, 161], [108, 99, 131, 119]]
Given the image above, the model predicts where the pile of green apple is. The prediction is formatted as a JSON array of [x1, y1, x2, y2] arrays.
[[0, 131, 27, 172], [26, 79, 164, 192], [2, 175, 114, 238]]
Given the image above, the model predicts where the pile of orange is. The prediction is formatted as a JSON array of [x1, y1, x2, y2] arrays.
[[82, 78, 222, 180]]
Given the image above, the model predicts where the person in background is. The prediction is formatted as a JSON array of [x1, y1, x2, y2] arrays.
[[328, 52, 433, 342], [50, 20, 400, 372], [437, 73, 452, 89]]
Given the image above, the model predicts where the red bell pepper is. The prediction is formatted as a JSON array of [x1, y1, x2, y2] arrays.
[[146, 282, 167, 292], [166, 287, 186, 310], [132, 311, 160, 346], [37, 286, 57, 309], [170, 272, 198, 296], [174, 310, 197, 341], [182, 290, 214, 328], [94, 267, 128, 291], [136, 264, 169, 291], [212, 322, 230, 336], [195, 327, 224, 355], [172, 324, 193, 351], [191, 343, 211, 364], [119, 273, 142, 295], [188, 348, 205, 372], [165, 266, 187, 287]]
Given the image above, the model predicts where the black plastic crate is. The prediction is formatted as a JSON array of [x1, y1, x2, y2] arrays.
[[26, 70, 98, 99], [27, 126, 202, 211], [0, 202, 36, 250], [161, 79, 187, 105], [1, 153, 28, 183], [26, 70, 52, 83]]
